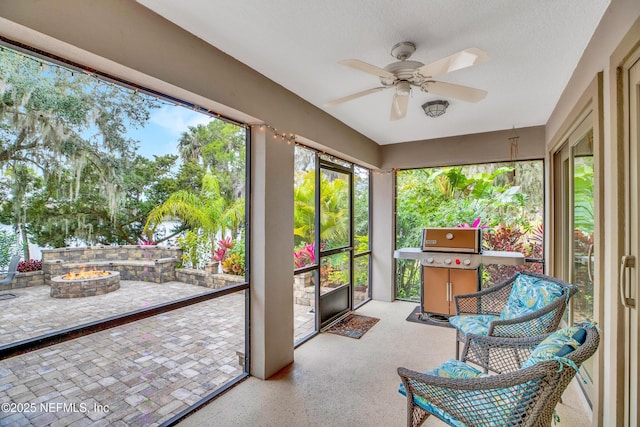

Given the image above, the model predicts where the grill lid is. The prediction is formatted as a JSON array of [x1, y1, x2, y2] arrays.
[[421, 227, 482, 253]]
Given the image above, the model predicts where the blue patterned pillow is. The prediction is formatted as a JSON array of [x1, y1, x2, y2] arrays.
[[500, 298, 531, 320], [513, 274, 563, 311], [521, 327, 584, 368]]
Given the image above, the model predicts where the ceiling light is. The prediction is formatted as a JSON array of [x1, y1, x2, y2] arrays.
[[422, 100, 449, 118], [396, 81, 411, 96]]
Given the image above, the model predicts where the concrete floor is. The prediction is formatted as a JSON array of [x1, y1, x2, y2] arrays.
[[0, 285, 591, 427], [179, 300, 591, 427]]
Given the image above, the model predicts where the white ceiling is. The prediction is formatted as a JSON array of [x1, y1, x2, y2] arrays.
[[137, 0, 610, 145]]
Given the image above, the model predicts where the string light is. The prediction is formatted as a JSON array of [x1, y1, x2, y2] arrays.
[[249, 123, 298, 145]]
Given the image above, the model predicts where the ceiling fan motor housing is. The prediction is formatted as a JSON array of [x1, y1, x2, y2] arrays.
[[390, 42, 416, 60], [382, 60, 426, 85]]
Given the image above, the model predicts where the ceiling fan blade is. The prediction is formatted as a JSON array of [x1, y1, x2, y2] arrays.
[[324, 87, 387, 107], [423, 81, 487, 103], [390, 93, 410, 121], [416, 48, 489, 78], [339, 59, 396, 79]]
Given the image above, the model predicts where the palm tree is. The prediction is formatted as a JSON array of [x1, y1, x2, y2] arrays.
[[178, 125, 206, 162], [144, 173, 226, 253]]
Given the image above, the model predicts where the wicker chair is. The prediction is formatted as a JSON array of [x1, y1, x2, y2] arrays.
[[450, 272, 577, 359], [398, 324, 599, 427]]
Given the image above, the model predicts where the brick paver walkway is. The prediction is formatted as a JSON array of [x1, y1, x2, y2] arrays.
[[294, 301, 315, 343], [0, 286, 245, 426]]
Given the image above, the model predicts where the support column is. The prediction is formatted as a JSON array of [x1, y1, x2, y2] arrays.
[[371, 171, 395, 302], [250, 127, 295, 379]]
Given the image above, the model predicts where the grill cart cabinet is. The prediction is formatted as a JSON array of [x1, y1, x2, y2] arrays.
[[422, 267, 479, 315], [395, 227, 525, 320]]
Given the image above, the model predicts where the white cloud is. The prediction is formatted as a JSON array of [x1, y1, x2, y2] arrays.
[[150, 106, 214, 136]]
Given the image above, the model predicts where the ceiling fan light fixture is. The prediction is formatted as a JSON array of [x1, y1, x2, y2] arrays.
[[396, 81, 411, 96], [422, 100, 449, 118]]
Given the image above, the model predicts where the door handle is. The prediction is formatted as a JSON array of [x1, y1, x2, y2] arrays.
[[587, 244, 594, 283], [619, 255, 636, 308]]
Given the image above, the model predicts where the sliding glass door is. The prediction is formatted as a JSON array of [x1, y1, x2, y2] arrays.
[[553, 114, 596, 402]]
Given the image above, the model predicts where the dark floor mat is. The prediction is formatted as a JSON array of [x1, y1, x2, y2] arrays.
[[324, 313, 380, 339], [405, 305, 453, 328]]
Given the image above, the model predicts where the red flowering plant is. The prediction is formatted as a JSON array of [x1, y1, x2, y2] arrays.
[[212, 236, 234, 263], [294, 242, 325, 269], [17, 259, 43, 272], [482, 224, 544, 285]]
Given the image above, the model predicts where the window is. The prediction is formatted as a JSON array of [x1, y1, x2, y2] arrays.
[[395, 160, 544, 300], [0, 42, 249, 424]]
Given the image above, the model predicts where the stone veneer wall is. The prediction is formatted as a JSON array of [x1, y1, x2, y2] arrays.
[[41, 245, 182, 284], [293, 272, 315, 307], [0, 246, 249, 290], [175, 268, 245, 290], [0, 271, 45, 291], [41, 245, 181, 263]]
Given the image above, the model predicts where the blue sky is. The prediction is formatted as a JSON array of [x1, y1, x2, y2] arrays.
[[127, 104, 214, 159]]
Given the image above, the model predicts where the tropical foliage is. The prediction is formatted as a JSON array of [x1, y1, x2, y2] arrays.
[[293, 169, 351, 267], [572, 156, 595, 322], [395, 162, 544, 300], [144, 121, 247, 272]]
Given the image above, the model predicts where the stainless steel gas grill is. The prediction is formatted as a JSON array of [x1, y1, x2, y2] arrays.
[[394, 227, 525, 319]]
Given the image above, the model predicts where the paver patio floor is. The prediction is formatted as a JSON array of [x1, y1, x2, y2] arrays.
[[0, 283, 245, 426], [0, 281, 210, 346]]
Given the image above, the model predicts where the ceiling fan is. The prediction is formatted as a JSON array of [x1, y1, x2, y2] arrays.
[[325, 42, 489, 121]]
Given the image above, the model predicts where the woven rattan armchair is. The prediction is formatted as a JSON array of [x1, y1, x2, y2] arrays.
[[398, 325, 599, 427], [450, 272, 577, 359]]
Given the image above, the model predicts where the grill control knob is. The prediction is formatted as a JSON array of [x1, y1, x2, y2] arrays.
[[463, 259, 471, 266], [426, 257, 434, 264], [444, 258, 452, 265]]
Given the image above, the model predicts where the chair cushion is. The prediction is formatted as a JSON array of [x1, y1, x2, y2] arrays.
[[499, 274, 564, 320], [449, 314, 498, 336], [499, 297, 532, 320], [521, 327, 586, 368], [513, 274, 564, 311], [398, 359, 487, 427]]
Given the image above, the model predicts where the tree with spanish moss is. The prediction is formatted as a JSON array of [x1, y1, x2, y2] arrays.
[[0, 45, 159, 254]]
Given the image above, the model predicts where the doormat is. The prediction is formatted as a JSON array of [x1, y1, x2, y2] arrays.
[[324, 314, 380, 339], [0, 293, 17, 301], [406, 305, 453, 329]]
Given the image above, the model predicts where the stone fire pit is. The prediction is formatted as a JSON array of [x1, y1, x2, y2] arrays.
[[50, 271, 120, 298]]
